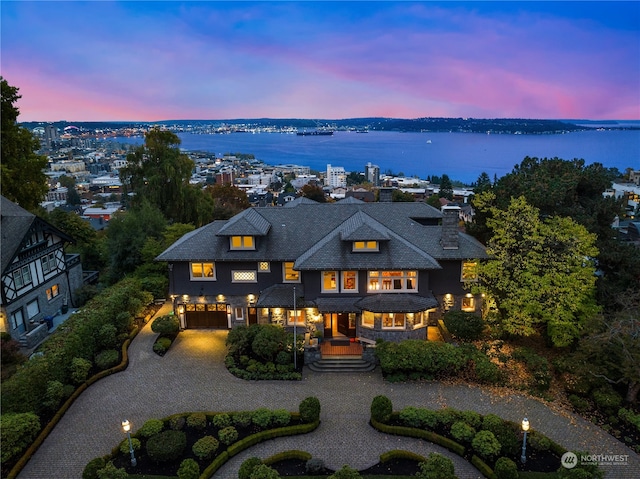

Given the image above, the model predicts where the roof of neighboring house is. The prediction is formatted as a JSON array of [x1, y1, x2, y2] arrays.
[[156, 200, 489, 266]]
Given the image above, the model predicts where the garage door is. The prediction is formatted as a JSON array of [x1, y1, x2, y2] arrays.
[[185, 303, 229, 329]]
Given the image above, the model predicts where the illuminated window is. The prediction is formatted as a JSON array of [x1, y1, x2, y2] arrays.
[[185, 304, 196, 312], [341, 271, 358, 292], [230, 236, 255, 250], [258, 261, 270, 272], [461, 261, 478, 282], [322, 271, 337, 292], [190, 262, 216, 280], [235, 307, 244, 320], [411, 312, 427, 329], [367, 271, 417, 292], [232, 271, 257, 283], [283, 262, 300, 283], [46, 284, 59, 300], [353, 240, 378, 252], [361, 311, 375, 328], [462, 295, 475, 311], [288, 309, 305, 325], [382, 313, 405, 329]]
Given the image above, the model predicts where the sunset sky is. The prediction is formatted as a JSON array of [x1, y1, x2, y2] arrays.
[[2, 1, 639, 122]]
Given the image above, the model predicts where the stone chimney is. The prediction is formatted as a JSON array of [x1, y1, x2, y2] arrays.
[[441, 205, 461, 249], [379, 187, 393, 202]]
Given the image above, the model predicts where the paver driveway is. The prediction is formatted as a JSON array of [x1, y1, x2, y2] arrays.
[[18, 304, 639, 478]]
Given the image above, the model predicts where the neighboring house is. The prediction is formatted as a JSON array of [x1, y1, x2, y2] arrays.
[[156, 198, 488, 343], [1, 196, 84, 347]]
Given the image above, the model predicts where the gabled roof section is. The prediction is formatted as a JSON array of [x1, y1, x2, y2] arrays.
[[339, 210, 391, 241], [216, 208, 271, 236], [156, 222, 226, 261], [1, 196, 36, 273], [337, 196, 365, 204], [283, 197, 318, 207]]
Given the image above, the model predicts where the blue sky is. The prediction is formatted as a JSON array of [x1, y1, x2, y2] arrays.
[[2, 1, 639, 121]]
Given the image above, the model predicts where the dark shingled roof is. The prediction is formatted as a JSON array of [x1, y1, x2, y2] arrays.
[[314, 297, 362, 313], [156, 201, 489, 265], [256, 284, 307, 308], [355, 293, 439, 313], [1, 196, 36, 274], [217, 208, 271, 236]]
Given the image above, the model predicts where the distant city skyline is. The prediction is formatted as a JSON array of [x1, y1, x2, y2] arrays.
[[2, 1, 639, 122]]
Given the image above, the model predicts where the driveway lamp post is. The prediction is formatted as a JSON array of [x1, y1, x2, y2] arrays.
[[521, 417, 530, 464], [122, 419, 137, 467]]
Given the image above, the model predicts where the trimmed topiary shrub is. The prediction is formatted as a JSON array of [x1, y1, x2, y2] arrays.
[[494, 457, 518, 479], [138, 418, 164, 438], [299, 396, 321, 423], [212, 413, 232, 429], [43, 380, 65, 411], [119, 438, 141, 455], [252, 408, 274, 429], [591, 387, 623, 415], [146, 430, 187, 463], [272, 409, 292, 427], [416, 452, 457, 479], [186, 412, 207, 430], [83, 457, 107, 479], [250, 464, 281, 479], [239, 457, 263, 479], [95, 349, 119, 370], [458, 410, 482, 429], [218, 425, 239, 445], [450, 421, 476, 444], [96, 461, 128, 479], [233, 411, 253, 428], [371, 395, 392, 423], [97, 324, 118, 350], [443, 311, 485, 341], [568, 394, 591, 413], [169, 415, 186, 431], [481, 414, 520, 456], [177, 458, 200, 479], [153, 337, 172, 354], [472, 430, 502, 461], [1, 412, 41, 465], [70, 357, 93, 384], [529, 430, 551, 452], [192, 435, 219, 460], [151, 314, 180, 335]]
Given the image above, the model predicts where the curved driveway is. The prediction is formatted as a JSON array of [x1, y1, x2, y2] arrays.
[[18, 304, 639, 479]]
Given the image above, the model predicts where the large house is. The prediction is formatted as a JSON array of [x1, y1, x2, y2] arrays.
[[1, 196, 84, 348], [156, 198, 488, 343]]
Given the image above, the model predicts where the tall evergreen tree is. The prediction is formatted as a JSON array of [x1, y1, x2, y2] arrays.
[[1, 78, 48, 211]]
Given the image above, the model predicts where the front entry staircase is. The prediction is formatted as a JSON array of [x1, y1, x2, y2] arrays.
[[306, 340, 376, 372]]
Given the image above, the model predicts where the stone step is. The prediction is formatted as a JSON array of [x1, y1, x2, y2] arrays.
[[307, 358, 376, 373]]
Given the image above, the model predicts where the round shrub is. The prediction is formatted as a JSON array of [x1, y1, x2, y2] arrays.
[[96, 461, 128, 479], [371, 395, 392, 423], [450, 421, 476, 443], [1, 412, 41, 465], [458, 410, 482, 429], [97, 324, 118, 350], [250, 464, 281, 479], [494, 457, 518, 479], [218, 425, 239, 445], [186, 412, 207, 430], [399, 406, 422, 428], [474, 355, 503, 384], [192, 435, 219, 460], [151, 314, 180, 335], [299, 396, 321, 423], [568, 394, 591, 413], [481, 414, 520, 456], [83, 457, 106, 479], [275, 350, 292, 365], [252, 408, 274, 429], [169, 415, 186, 431], [416, 452, 456, 479], [71, 357, 93, 384], [212, 413, 232, 429], [44, 380, 65, 411], [119, 437, 141, 455], [233, 411, 253, 428], [435, 407, 458, 428], [306, 458, 326, 474], [329, 465, 362, 479], [153, 337, 172, 354], [146, 430, 187, 463], [592, 387, 623, 415], [178, 458, 200, 479], [239, 457, 263, 479], [443, 311, 485, 340], [272, 409, 292, 427], [529, 430, 551, 452], [95, 349, 119, 370], [138, 418, 164, 438], [472, 430, 502, 460]]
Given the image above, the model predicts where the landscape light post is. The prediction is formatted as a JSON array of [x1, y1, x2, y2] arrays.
[[122, 419, 137, 467], [521, 417, 530, 464]]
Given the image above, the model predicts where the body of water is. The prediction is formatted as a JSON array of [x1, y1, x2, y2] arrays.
[[112, 129, 639, 184]]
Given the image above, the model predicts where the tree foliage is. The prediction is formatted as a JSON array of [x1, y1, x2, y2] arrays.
[[476, 195, 599, 346], [300, 183, 326, 202], [438, 174, 454, 200], [1, 77, 48, 211], [205, 183, 250, 219]]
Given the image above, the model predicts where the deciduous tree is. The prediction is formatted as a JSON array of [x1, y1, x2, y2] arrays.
[[475, 195, 599, 346]]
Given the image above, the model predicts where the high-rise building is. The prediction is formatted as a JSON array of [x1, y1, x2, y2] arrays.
[[325, 164, 346, 188], [365, 162, 380, 186]]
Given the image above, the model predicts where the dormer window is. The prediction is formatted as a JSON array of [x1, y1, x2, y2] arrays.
[[230, 236, 255, 250], [353, 240, 378, 252]]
